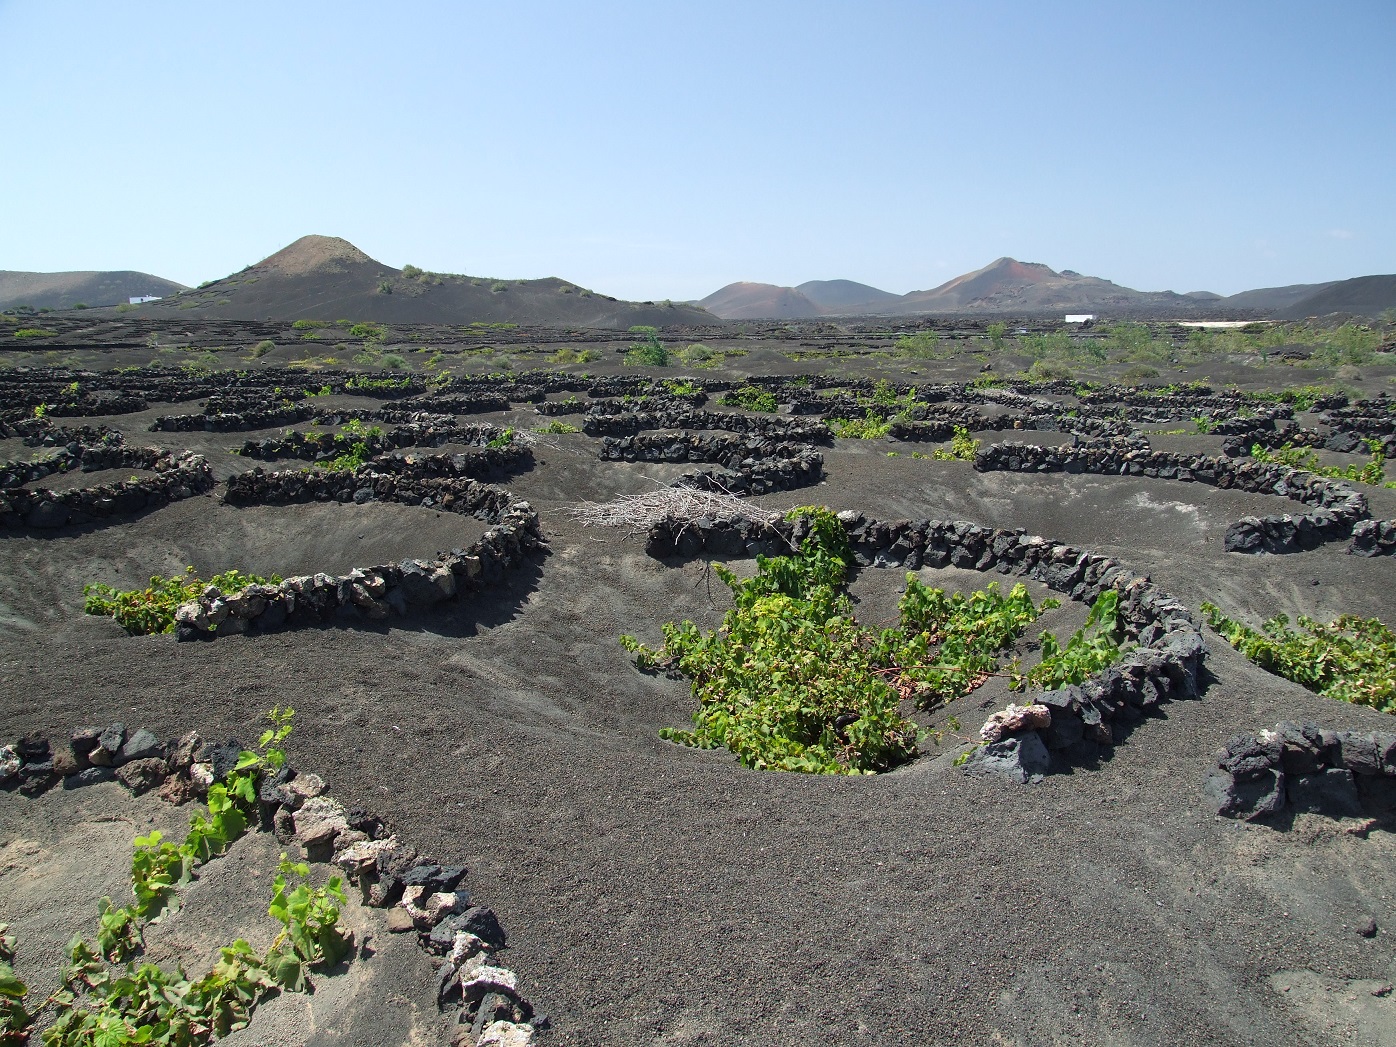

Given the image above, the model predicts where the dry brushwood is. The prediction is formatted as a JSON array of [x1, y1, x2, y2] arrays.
[[566, 485, 783, 539]]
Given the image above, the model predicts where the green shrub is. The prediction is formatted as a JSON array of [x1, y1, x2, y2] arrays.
[[1013, 590, 1126, 690], [720, 385, 778, 412], [348, 322, 384, 341], [664, 379, 700, 396], [987, 322, 1007, 351], [490, 281, 508, 293], [621, 508, 1060, 774], [1027, 359, 1073, 382], [533, 420, 580, 434], [250, 340, 275, 358], [1120, 364, 1161, 384], [13, 328, 56, 339], [376, 281, 393, 294], [893, 330, 946, 359], [486, 427, 515, 449], [290, 319, 321, 330], [115, 302, 135, 313], [551, 347, 600, 364], [828, 411, 891, 439], [0, 708, 359, 1044], [930, 426, 980, 461], [1203, 603, 1396, 713], [379, 353, 407, 370], [85, 567, 284, 635]]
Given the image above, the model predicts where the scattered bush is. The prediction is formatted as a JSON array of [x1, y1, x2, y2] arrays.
[[827, 411, 891, 439], [622, 508, 1061, 774], [1251, 440, 1394, 486], [1120, 364, 1161, 384], [533, 420, 580, 434], [115, 302, 135, 313], [0, 709, 356, 1044], [250, 340, 275, 358], [13, 328, 56, 339], [893, 330, 947, 359], [1013, 590, 1126, 690], [377, 281, 393, 294], [85, 567, 284, 635], [379, 353, 407, 370], [930, 426, 981, 461], [1203, 603, 1396, 714], [551, 347, 600, 365], [720, 386, 778, 412], [489, 281, 508, 293], [986, 322, 1007, 351]]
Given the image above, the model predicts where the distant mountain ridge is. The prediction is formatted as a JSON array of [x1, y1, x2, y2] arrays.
[[1275, 275, 1396, 321], [699, 259, 1393, 320], [138, 235, 713, 328], [0, 270, 186, 310]]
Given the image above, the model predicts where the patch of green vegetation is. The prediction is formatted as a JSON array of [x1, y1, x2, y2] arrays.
[[621, 508, 1061, 774], [1, 709, 355, 1044], [1120, 364, 1161, 384], [663, 379, 700, 396], [893, 330, 948, 359], [930, 426, 981, 461], [348, 322, 384, 342], [489, 281, 508, 293], [986, 322, 1007, 351], [84, 566, 284, 635], [1253, 384, 1339, 411], [827, 411, 891, 439], [1012, 590, 1127, 690], [250, 340, 275, 358], [1025, 359, 1074, 382], [533, 420, 580, 434], [486, 427, 515, 449], [624, 326, 669, 367], [1250, 440, 1394, 486], [344, 373, 409, 392], [377, 281, 393, 294], [1203, 603, 1396, 714], [13, 328, 57, 339], [551, 346, 600, 365], [720, 385, 778, 412], [290, 320, 322, 330], [970, 372, 1008, 389]]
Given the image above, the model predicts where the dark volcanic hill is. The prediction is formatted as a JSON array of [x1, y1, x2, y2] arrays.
[[0, 270, 186, 310], [699, 282, 823, 320], [1273, 274, 1396, 320], [1220, 282, 1336, 312], [795, 279, 903, 312], [885, 257, 1207, 315], [141, 235, 712, 328], [700, 259, 1236, 319]]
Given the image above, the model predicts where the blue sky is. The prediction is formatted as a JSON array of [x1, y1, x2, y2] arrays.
[[2, 1, 1392, 300]]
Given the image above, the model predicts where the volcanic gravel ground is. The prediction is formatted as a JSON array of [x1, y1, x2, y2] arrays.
[[3, 398, 1396, 1045]]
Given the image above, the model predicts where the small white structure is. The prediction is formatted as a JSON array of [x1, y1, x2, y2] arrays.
[[1064, 313, 1096, 323], [129, 295, 161, 304]]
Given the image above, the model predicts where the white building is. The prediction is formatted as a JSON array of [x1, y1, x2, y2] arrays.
[[129, 295, 162, 304], [1064, 313, 1096, 323]]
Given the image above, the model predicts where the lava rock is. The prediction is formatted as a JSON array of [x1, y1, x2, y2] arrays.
[[1205, 767, 1286, 821], [963, 731, 1052, 784], [116, 758, 168, 795], [118, 728, 162, 765], [1288, 769, 1363, 819], [63, 766, 117, 789]]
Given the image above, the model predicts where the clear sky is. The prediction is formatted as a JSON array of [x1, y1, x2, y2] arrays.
[[2, 1, 1392, 300]]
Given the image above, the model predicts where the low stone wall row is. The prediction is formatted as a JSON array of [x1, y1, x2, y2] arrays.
[[0, 439, 141, 491], [0, 724, 544, 1043], [150, 402, 318, 432], [233, 423, 519, 465], [973, 440, 1371, 554], [583, 409, 831, 444], [644, 510, 1206, 782], [1204, 722, 1396, 822], [0, 449, 214, 530], [600, 432, 825, 495], [178, 462, 542, 639]]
